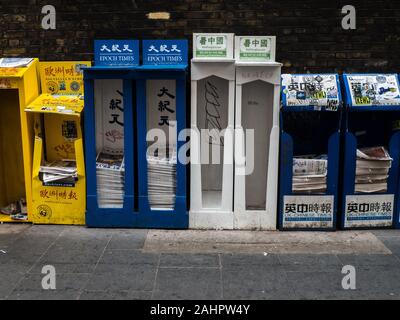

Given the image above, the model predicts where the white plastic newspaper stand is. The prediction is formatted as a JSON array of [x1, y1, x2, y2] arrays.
[[234, 36, 282, 230], [190, 33, 236, 229]]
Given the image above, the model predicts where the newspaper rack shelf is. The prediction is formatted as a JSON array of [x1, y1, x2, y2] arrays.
[[341, 74, 400, 229], [279, 74, 343, 231], [0, 58, 40, 223]]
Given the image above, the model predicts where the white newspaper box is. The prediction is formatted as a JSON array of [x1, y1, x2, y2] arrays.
[[234, 36, 282, 230], [190, 33, 236, 229]]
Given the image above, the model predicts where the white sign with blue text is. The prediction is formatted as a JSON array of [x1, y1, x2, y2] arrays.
[[143, 40, 188, 66], [94, 40, 139, 67]]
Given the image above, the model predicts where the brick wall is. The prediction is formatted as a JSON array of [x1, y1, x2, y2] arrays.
[[1, 0, 399, 73]]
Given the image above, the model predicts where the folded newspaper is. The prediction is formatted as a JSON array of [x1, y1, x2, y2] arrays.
[[147, 146, 177, 211], [293, 155, 328, 194], [96, 150, 125, 208], [39, 160, 77, 186], [0, 58, 34, 68], [355, 146, 392, 194]]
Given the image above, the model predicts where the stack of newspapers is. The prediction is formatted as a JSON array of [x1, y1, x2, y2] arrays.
[[147, 147, 177, 210], [0, 58, 34, 68], [293, 156, 328, 194], [39, 160, 77, 187], [96, 150, 125, 208], [356, 147, 392, 194]]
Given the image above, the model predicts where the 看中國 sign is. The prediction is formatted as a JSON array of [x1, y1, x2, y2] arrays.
[[142, 40, 188, 66], [235, 36, 276, 62], [94, 40, 139, 67], [193, 33, 234, 59]]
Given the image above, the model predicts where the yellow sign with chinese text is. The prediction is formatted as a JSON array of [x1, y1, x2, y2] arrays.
[[39, 61, 91, 95]]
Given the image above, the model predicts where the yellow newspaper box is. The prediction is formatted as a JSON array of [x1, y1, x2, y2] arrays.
[[0, 58, 40, 223], [25, 61, 90, 225]]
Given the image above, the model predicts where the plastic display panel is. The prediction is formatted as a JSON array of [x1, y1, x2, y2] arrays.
[[94, 79, 126, 209], [146, 79, 177, 211], [279, 74, 342, 230], [197, 75, 229, 208], [242, 80, 274, 210]]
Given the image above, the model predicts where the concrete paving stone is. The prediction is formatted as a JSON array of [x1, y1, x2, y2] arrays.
[[0, 248, 45, 264], [337, 254, 400, 268], [85, 265, 156, 292], [354, 266, 400, 295], [8, 235, 55, 250], [29, 262, 96, 275], [0, 261, 33, 275], [51, 239, 108, 251], [60, 226, 114, 239], [0, 224, 30, 234], [221, 253, 280, 267], [160, 253, 220, 268], [286, 271, 345, 300], [145, 230, 390, 254], [376, 237, 400, 256], [7, 290, 80, 300], [23, 225, 65, 236], [38, 247, 104, 264], [8, 235, 56, 258], [107, 230, 148, 250], [278, 254, 343, 272], [79, 290, 152, 300], [371, 230, 400, 237], [99, 250, 159, 266], [286, 269, 400, 300], [222, 266, 294, 300], [152, 268, 222, 300], [0, 272, 26, 299], [0, 233, 22, 248], [12, 273, 90, 292], [333, 290, 400, 300]]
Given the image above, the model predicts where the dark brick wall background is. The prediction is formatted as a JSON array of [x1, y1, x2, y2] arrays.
[[0, 0, 399, 73]]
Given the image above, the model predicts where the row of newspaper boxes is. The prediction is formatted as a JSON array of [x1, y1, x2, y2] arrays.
[[0, 34, 399, 231]]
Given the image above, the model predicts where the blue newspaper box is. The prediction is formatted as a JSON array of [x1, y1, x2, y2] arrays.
[[279, 74, 342, 231], [84, 40, 140, 228], [341, 74, 400, 229], [135, 40, 189, 229]]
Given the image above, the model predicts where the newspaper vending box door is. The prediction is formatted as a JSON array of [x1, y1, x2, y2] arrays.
[[135, 39, 189, 229]]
